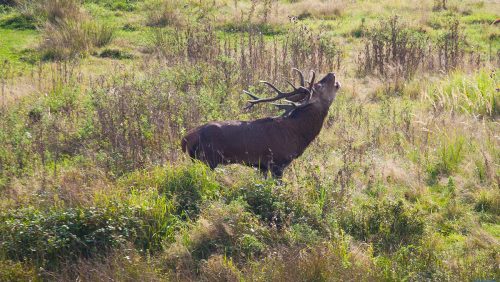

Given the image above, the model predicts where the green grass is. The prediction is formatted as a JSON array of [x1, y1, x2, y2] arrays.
[[0, 28, 38, 68], [426, 69, 499, 117], [0, 0, 499, 281]]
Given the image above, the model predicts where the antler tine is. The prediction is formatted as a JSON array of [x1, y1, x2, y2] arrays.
[[292, 68, 305, 86], [247, 82, 311, 106], [243, 90, 261, 110], [272, 100, 312, 117], [260, 81, 289, 95], [286, 80, 298, 91], [244, 69, 314, 111], [243, 90, 261, 100], [307, 70, 316, 92]]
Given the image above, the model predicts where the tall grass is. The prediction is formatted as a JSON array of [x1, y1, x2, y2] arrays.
[[426, 68, 499, 117], [0, 0, 499, 281], [10, 0, 116, 60]]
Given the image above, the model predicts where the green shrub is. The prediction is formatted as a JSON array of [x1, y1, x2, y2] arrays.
[[0, 199, 177, 269], [287, 223, 321, 245], [342, 199, 426, 253], [157, 164, 217, 218], [242, 239, 378, 281], [144, 0, 183, 27], [0, 205, 139, 266], [375, 239, 446, 281], [10, 0, 82, 25]]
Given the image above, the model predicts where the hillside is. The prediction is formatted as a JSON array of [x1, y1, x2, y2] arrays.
[[0, 0, 498, 281]]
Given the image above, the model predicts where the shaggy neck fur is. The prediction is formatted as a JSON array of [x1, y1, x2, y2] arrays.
[[285, 101, 331, 148]]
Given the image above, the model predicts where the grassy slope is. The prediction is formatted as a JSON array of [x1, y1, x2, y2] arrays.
[[0, 0, 499, 281]]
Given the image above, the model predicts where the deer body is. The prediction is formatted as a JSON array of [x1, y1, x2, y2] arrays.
[[182, 71, 340, 178]]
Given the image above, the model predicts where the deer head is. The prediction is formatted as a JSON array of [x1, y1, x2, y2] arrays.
[[243, 69, 341, 117]]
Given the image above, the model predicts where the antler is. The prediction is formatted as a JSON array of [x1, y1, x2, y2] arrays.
[[272, 70, 316, 116], [244, 69, 315, 115]]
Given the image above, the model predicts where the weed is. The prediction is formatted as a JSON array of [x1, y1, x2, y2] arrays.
[[427, 134, 466, 183]]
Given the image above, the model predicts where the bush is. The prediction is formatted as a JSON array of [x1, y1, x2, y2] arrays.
[[474, 189, 500, 216], [341, 199, 426, 253], [286, 223, 321, 245], [160, 164, 219, 218], [0, 199, 177, 269], [13, 0, 82, 25], [47, 248, 160, 281], [357, 16, 429, 80], [90, 72, 207, 173], [144, 0, 183, 27], [87, 22, 115, 48], [375, 237, 447, 281], [199, 255, 242, 282], [0, 206, 135, 268]]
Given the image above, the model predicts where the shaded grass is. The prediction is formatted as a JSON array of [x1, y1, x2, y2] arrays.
[[0, 12, 36, 29]]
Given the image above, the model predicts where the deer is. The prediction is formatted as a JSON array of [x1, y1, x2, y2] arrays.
[[181, 69, 341, 178]]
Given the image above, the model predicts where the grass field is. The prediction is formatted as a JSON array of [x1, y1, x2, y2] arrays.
[[0, 0, 499, 281]]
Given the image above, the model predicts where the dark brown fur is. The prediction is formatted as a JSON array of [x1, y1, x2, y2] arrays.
[[182, 73, 340, 178]]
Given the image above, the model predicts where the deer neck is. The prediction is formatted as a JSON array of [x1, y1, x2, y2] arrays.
[[288, 103, 329, 146]]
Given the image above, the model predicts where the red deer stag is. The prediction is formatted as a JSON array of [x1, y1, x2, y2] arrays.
[[181, 69, 341, 178]]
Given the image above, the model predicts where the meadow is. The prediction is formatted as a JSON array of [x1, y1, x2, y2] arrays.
[[0, 0, 498, 281]]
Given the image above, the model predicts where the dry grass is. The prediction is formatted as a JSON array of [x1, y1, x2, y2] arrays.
[[0, 0, 499, 281], [46, 247, 161, 282]]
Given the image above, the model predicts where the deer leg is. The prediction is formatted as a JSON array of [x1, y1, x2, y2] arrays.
[[270, 165, 284, 179], [259, 166, 269, 178], [198, 143, 219, 170]]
